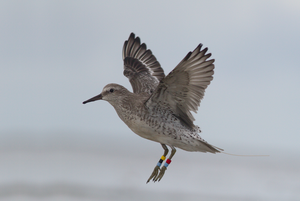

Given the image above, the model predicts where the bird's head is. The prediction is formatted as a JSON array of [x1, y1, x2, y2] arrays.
[[83, 83, 129, 106]]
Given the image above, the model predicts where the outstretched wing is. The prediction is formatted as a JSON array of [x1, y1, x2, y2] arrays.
[[123, 33, 165, 94], [146, 44, 215, 129]]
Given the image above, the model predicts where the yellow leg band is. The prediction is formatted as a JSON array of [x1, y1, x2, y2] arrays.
[[161, 155, 166, 161]]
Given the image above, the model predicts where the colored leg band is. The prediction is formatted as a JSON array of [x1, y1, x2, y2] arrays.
[[157, 159, 163, 167], [164, 159, 171, 168], [156, 155, 166, 167]]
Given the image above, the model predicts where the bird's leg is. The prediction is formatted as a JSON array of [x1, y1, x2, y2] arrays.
[[146, 144, 169, 183], [154, 146, 176, 182]]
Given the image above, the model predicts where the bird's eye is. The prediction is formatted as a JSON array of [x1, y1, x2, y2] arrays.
[[109, 88, 114, 93]]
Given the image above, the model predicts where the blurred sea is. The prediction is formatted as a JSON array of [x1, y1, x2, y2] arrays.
[[0, 130, 299, 201]]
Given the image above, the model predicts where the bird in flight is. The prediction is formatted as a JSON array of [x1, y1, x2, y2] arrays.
[[83, 33, 223, 183]]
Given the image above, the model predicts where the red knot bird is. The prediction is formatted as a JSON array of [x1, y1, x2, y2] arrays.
[[83, 33, 223, 183]]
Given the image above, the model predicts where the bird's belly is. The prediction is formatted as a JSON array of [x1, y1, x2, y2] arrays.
[[125, 118, 184, 146], [128, 119, 162, 142], [123, 118, 215, 152]]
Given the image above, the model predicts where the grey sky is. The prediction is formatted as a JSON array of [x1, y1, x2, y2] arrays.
[[1, 0, 300, 153]]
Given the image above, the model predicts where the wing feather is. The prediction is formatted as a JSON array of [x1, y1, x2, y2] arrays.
[[123, 33, 165, 94], [146, 44, 215, 129]]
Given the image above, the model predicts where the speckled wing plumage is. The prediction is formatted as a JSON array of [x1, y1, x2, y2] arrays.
[[146, 44, 214, 129], [123, 33, 165, 95]]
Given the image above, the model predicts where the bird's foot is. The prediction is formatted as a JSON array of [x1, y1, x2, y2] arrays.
[[154, 166, 166, 182], [146, 166, 160, 183]]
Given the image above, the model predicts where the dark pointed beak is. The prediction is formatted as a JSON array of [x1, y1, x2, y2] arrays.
[[83, 93, 102, 104]]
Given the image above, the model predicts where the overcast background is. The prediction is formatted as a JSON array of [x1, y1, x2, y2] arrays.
[[0, 0, 300, 200]]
